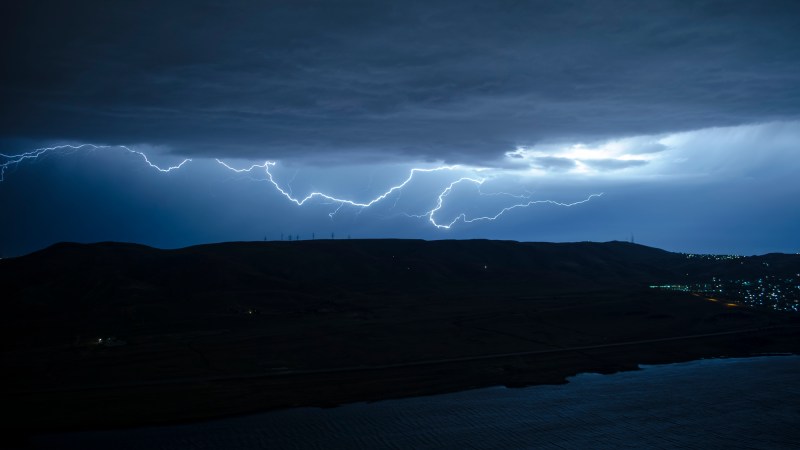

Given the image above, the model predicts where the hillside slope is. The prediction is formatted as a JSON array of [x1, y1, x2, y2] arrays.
[[2, 239, 798, 433]]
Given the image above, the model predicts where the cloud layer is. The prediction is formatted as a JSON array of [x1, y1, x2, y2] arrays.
[[2, 0, 799, 164]]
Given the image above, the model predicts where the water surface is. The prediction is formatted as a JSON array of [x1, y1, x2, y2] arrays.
[[34, 356, 800, 449]]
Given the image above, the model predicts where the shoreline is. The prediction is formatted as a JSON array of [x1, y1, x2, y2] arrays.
[[7, 325, 800, 439], [32, 355, 800, 450]]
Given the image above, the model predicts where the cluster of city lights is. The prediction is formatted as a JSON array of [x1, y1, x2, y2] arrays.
[[652, 274, 800, 313]]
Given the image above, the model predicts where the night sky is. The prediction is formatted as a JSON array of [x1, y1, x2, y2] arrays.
[[2, 1, 799, 257]]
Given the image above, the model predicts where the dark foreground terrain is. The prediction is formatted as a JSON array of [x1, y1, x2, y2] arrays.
[[2, 239, 799, 438]]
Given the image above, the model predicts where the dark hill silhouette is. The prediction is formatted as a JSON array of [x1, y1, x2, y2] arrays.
[[0, 239, 690, 301], [2, 239, 794, 312], [1, 239, 798, 434]]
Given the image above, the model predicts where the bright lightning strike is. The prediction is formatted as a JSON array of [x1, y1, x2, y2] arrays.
[[1, 143, 602, 230], [216, 159, 603, 229], [0, 144, 191, 181], [216, 159, 460, 209]]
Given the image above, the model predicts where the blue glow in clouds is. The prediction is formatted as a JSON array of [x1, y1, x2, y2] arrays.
[[215, 159, 602, 227], [0, 143, 601, 232], [2, 121, 800, 257]]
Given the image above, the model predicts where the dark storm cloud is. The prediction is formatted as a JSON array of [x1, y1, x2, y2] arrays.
[[2, 0, 799, 164]]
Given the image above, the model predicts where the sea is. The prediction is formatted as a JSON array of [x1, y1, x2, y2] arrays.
[[32, 355, 800, 449]]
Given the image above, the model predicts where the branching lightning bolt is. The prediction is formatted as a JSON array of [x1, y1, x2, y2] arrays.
[[215, 159, 460, 208], [0, 144, 191, 181], [408, 175, 603, 229], [216, 158, 603, 229], [2, 143, 602, 231]]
